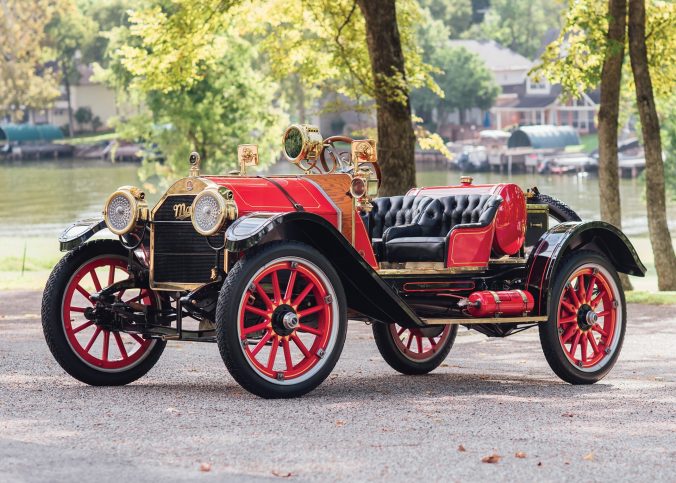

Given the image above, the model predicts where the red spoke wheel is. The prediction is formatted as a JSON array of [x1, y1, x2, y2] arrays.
[[216, 242, 347, 398], [42, 240, 166, 385], [372, 322, 457, 375], [539, 250, 625, 384]]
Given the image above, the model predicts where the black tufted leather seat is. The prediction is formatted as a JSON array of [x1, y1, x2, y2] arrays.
[[367, 195, 432, 259], [384, 194, 503, 262]]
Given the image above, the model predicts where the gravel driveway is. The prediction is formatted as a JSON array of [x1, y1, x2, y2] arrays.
[[1, 290, 674, 482]]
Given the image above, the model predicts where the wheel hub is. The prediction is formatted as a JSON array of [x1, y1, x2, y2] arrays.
[[577, 303, 597, 331], [271, 304, 299, 336]]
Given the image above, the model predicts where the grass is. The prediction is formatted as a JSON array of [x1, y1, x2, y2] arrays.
[[625, 291, 676, 305], [580, 133, 599, 152]]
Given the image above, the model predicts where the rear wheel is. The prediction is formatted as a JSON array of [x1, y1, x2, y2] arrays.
[[216, 242, 347, 398], [372, 322, 457, 375], [539, 250, 625, 384], [42, 239, 166, 386]]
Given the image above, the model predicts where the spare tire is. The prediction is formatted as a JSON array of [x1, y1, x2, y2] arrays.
[[529, 189, 581, 223]]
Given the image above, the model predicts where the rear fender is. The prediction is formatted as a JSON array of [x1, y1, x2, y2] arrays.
[[526, 221, 646, 315], [226, 212, 426, 328]]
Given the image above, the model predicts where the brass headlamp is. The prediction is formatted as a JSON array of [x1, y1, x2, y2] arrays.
[[103, 186, 148, 235]]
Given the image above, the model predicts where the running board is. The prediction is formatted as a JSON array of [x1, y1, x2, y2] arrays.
[[422, 315, 548, 325]]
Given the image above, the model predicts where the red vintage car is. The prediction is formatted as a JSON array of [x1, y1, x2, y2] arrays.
[[43, 125, 646, 398]]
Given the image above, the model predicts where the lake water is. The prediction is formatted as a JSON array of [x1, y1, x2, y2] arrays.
[[1, 158, 673, 238]]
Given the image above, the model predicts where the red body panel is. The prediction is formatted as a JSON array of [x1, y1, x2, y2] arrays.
[[446, 224, 495, 268], [206, 176, 340, 230]]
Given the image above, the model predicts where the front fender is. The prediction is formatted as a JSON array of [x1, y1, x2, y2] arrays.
[[225, 212, 426, 328], [526, 221, 646, 314], [58, 218, 106, 251]]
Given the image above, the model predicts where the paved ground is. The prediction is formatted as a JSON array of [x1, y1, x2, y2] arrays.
[[1, 290, 674, 482]]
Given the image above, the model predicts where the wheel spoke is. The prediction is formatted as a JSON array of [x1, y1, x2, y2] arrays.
[[298, 304, 325, 319], [267, 337, 279, 370], [428, 337, 438, 347], [271, 271, 282, 305], [569, 331, 582, 358], [283, 270, 297, 303], [558, 315, 577, 325], [254, 282, 274, 310], [108, 264, 116, 286], [291, 334, 311, 358], [577, 275, 587, 303], [70, 306, 87, 313], [292, 282, 315, 307], [129, 333, 145, 345], [283, 338, 293, 370], [406, 334, 414, 350], [72, 321, 94, 334], [561, 299, 578, 315], [596, 310, 611, 318], [242, 320, 271, 336], [415, 335, 423, 353], [126, 291, 147, 304], [592, 325, 608, 337], [84, 327, 102, 353], [567, 283, 581, 307], [580, 333, 587, 362], [585, 275, 597, 303], [245, 304, 271, 319], [90, 270, 102, 292], [102, 331, 110, 361], [561, 324, 578, 344], [250, 330, 273, 357], [114, 332, 128, 359], [587, 332, 599, 355], [297, 324, 321, 336], [397, 327, 406, 337], [590, 289, 606, 309], [75, 284, 91, 300]]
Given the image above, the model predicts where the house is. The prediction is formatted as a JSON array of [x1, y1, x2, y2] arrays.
[[446, 40, 599, 135]]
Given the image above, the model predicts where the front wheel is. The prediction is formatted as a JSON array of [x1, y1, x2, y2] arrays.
[[216, 242, 347, 398], [41, 239, 166, 386], [372, 323, 457, 375], [539, 250, 626, 384]]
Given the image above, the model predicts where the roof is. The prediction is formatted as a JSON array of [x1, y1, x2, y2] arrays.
[[447, 40, 533, 71], [0, 124, 64, 143], [494, 82, 562, 109], [508, 125, 580, 149]]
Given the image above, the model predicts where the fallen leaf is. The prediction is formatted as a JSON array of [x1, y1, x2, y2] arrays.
[[272, 470, 293, 478], [481, 454, 501, 464], [335, 420, 346, 427], [166, 407, 181, 416], [561, 412, 574, 418], [458, 444, 466, 452], [537, 462, 543, 467], [515, 452, 527, 459], [583, 452, 595, 461], [199, 463, 211, 472]]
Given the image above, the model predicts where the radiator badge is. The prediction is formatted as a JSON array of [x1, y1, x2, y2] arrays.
[[173, 203, 192, 220]]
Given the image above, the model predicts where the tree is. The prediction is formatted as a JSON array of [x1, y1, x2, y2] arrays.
[[74, 106, 93, 131], [0, 0, 61, 121], [411, 46, 499, 134], [356, 0, 417, 195], [418, 0, 473, 38], [628, 0, 676, 290], [45, 0, 97, 136], [463, 0, 565, 59]]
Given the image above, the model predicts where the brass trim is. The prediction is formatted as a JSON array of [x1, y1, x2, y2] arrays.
[[378, 266, 485, 276], [526, 203, 549, 213], [422, 315, 548, 325], [489, 257, 527, 265], [103, 186, 148, 236]]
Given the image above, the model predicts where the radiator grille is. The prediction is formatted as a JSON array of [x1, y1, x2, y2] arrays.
[[152, 195, 224, 285]]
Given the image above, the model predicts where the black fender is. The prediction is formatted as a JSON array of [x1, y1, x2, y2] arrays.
[[58, 218, 106, 251], [526, 221, 646, 315], [225, 212, 426, 328]]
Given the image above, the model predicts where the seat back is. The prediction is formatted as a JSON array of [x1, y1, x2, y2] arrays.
[[418, 194, 500, 237], [369, 195, 432, 239]]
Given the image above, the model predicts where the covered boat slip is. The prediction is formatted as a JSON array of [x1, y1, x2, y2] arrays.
[[0, 123, 73, 159]]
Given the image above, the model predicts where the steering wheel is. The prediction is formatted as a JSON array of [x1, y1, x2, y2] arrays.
[[320, 136, 382, 188]]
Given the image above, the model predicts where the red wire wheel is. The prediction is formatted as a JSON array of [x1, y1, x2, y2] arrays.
[[216, 242, 347, 398], [389, 325, 453, 362], [237, 258, 337, 383], [539, 250, 626, 384], [62, 256, 156, 371], [42, 240, 166, 386]]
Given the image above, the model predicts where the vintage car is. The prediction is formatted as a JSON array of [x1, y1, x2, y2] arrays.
[[42, 125, 646, 398]]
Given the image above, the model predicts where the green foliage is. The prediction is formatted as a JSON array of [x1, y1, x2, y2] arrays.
[[463, 0, 565, 59], [411, 46, 499, 131], [535, 0, 675, 99], [659, 95, 676, 200], [74, 106, 93, 126], [418, 0, 473, 38], [0, 0, 62, 120]]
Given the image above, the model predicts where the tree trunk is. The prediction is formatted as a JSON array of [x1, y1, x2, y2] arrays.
[[597, 0, 632, 290], [628, 0, 676, 290], [357, 0, 416, 196], [62, 59, 74, 137]]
